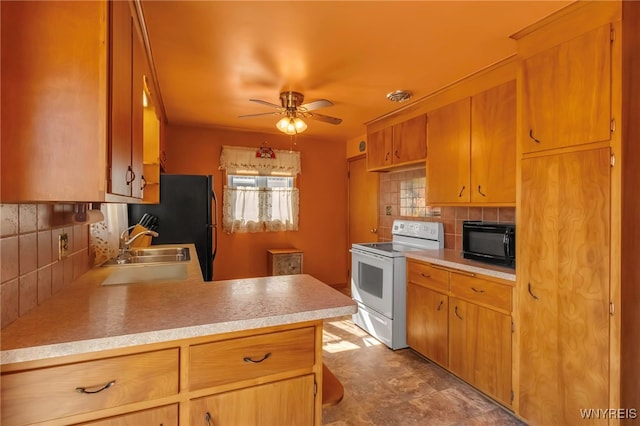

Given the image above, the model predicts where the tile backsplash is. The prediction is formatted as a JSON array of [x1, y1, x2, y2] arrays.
[[1, 204, 93, 329], [378, 168, 515, 251]]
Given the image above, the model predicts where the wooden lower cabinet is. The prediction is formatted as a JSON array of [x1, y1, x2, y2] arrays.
[[190, 375, 315, 426], [406, 282, 448, 367], [79, 405, 178, 426], [449, 298, 512, 406], [406, 259, 513, 407], [1, 323, 322, 426]]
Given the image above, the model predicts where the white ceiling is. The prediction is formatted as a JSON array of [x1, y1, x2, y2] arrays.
[[140, 1, 574, 141]]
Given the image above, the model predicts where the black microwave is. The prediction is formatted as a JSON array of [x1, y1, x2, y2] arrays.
[[462, 221, 515, 268]]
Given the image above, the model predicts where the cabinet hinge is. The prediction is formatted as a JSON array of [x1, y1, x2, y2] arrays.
[[610, 154, 616, 168], [611, 118, 616, 133], [610, 301, 615, 316], [314, 381, 318, 396], [511, 319, 515, 333], [611, 27, 615, 42]]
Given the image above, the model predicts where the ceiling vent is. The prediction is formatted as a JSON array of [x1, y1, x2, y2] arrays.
[[386, 90, 413, 103]]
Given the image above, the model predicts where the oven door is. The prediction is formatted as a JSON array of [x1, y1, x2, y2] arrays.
[[351, 248, 394, 318]]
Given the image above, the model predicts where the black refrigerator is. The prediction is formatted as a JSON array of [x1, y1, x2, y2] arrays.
[[128, 174, 217, 281]]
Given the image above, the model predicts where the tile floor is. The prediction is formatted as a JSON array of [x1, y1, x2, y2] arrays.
[[321, 316, 526, 426]]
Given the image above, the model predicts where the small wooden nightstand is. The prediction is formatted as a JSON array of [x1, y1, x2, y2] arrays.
[[267, 249, 303, 276]]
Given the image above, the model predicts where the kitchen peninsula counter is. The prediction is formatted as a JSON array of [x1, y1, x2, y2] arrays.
[[0, 244, 357, 365]]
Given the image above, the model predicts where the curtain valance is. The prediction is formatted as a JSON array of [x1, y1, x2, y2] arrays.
[[218, 145, 301, 175]]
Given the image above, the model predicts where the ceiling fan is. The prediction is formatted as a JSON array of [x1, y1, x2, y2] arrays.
[[239, 91, 342, 135]]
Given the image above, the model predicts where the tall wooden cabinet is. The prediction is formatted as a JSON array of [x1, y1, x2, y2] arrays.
[[0, 0, 157, 203], [427, 80, 516, 205], [512, 2, 640, 425]]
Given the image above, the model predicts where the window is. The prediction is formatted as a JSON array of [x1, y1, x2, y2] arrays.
[[219, 146, 301, 233]]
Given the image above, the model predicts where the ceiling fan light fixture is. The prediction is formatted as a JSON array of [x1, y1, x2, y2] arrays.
[[276, 116, 307, 135], [386, 90, 413, 103]]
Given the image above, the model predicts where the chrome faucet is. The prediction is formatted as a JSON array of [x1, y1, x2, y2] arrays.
[[116, 226, 159, 263]]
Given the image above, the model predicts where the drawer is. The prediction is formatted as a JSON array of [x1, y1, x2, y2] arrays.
[[1, 348, 179, 426], [407, 260, 449, 292], [450, 273, 512, 312], [189, 327, 315, 390], [274, 254, 302, 275], [79, 404, 178, 426]]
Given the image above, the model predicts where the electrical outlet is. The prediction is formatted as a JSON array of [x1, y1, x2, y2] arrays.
[[58, 233, 69, 260], [386, 206, 392, 216]]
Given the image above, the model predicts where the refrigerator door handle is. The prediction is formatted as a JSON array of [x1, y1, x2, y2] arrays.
[[211, 189, 218, 263]]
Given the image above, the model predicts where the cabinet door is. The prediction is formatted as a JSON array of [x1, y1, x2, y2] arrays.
[[522, 24, 611, 153], [392, 114, 427, 164], [518, 148, 610, 425], [470, 81, 516, 203], [366, 127, 393, 170], [130, 20, 146, 199], [406, 283, 448, 367], [109, 0, 134, 197], [79, 405, 178, 426], [426, 98, 471, 203], [190, 375, 315, 426], [449, 298, 512, 406]]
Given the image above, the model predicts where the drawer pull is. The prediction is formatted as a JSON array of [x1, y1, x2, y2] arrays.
[[205, 411, 213, 426], [437, 300, 444, 311], [454, 306, 463, 320], [75, 380, 115, 394], [471, 287, 485, 294], [243, 352, 272, 364], [421, 272, 431, 278]]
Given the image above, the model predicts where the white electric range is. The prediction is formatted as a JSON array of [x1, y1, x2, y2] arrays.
[[350, 219, 444, 349]]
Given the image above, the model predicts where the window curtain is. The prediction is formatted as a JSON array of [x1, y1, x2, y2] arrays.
[[222, 186, 299, 233]]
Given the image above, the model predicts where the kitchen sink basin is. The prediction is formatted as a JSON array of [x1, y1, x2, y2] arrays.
[[103, 247, 190, 266], [101, 263, 188, 286]]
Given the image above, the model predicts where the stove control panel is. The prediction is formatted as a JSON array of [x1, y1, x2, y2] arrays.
[[392, 220, 443, 241]]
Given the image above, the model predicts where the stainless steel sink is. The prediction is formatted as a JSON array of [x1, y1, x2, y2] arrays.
[[103, 247, 190, 266], [101, 263, 188, 285]]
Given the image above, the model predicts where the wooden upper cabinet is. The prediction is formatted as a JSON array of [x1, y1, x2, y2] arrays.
[[522, 24, 612, 153], [0, 0, 151, 202], [0, 1, 109, 202], [470, 80, 516, 203], [392, 114, 427, 164], [426, 98, 471, 204], [366, 114, 426, 171], [427, 81, 516, 205], [366, 126, 393, 170]]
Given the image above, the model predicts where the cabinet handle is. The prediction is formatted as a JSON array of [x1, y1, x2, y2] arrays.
[[394, 150, 400, 159], [458, 186, 466, 197], [243, 352, 272, 364], [471, 287, 485, 294], [528, 283, 540, 301], [529, 129, 541, 143], [384, 152, 390, 161], [437, 300, 443, 311], [420, 272, 431, 278], [125, 166, 136, 185], [454, 306, 463, 320], [75, 380, 115, 394], [205, 411, 213, 426], [477, 185, 486, 197], [140, 175, 147, 190], [370, 228, 378, 233]]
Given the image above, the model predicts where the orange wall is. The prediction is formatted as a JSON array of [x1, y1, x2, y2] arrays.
[[164, 125, 348, 286]]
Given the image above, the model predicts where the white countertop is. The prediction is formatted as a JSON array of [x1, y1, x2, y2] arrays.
[[0, 244, 356, 365], [405, 248, 516, 282]]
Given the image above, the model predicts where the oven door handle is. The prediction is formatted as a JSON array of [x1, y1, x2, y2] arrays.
[[350, 249, 394, 263]]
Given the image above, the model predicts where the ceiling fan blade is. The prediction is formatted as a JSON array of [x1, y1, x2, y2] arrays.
[[238, 111, 282, 118], [249, 98, 283, 109], [308, 112, 342, 125], [299, 99, 333, 111]]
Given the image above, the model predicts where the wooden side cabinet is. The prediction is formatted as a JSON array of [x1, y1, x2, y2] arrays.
[[268, 249, 303, 276]]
